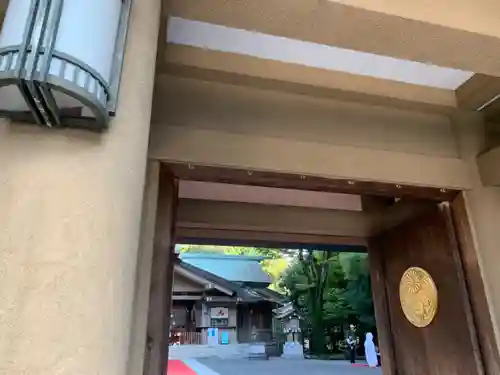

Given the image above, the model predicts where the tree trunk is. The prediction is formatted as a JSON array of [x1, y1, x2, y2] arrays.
[[309, 313, 326, 354]]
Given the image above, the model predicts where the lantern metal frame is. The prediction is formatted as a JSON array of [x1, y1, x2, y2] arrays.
[[0, 0, 132, 130]]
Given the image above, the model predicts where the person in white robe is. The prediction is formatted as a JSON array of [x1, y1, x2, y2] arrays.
[[364, 332, 378, 368]]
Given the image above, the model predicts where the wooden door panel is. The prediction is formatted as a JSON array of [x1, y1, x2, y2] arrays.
[[452, 195, 500, 375], [370, 204, 482, 375]]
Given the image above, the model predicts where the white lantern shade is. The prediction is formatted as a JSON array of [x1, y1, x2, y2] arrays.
[[54, 0, 122, 83], [0, 0, 31, 47], [0, 0, 131, 129], [0, 0, 30, 112]]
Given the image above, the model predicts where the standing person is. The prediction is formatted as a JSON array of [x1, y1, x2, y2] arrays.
[[364, 332, 378, 368], [346, 324, 358, 364], [376, 345, 381, 367]]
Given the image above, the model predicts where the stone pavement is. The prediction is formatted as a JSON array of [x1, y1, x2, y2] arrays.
[[197, 358, 382, 375]]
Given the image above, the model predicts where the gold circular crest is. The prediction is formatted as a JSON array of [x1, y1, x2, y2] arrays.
[[399, 267, 438, 328]]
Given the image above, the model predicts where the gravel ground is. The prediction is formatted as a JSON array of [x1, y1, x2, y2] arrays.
[[198, 358, 382, 375]]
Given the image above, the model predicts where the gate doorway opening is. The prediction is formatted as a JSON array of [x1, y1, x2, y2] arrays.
[[170, 246, 374, 361], [143, 163, 494, 375]]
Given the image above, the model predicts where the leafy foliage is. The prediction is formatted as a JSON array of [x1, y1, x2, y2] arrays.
[[280, 251, 375, 354], [261, 258, 290, 292], [177, 244, 282, 258], [340, 253, 375, 331]]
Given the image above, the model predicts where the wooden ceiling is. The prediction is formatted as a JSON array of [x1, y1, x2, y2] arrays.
[[158, 0, 500, 121]]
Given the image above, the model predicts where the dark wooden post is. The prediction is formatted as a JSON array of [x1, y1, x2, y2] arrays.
[[367, 241, 397, 375], [145, 165, 178, 375], [451, 194, 500, 375]]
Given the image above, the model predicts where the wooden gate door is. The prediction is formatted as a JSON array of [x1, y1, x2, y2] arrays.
[[369, 203, 484, 375]]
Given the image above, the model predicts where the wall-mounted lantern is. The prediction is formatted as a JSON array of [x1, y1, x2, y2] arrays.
[[0, 0, 132, 130]]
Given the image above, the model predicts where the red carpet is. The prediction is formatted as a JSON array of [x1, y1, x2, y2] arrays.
[[166, 360, 197, 375]]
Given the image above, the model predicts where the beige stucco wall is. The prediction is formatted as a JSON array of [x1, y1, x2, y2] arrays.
[[331, 0, 500, 38], [0, 0, 161, 374], [126, 161, 161, 375]]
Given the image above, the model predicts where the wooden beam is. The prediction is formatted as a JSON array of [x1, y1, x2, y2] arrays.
[[168, 0, 500, 76], [455, 74, 500, 121], [175, 227, 368, 250], [150, 124, 471, 191], [165, 163, 459, 201], [179, 180, 363, 211], [176, 198, 451, 242], [456, 75, 500, 111], [176, 198, 372, 238], [477, 145, 500, 186], [162, 45, 457, 114], [151, 74, 467, 191]]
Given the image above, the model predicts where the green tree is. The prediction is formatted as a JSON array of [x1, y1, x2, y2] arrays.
[[176, 245, 376, 351], [177, 244, 282, 258], [280, 251, 375, 355], [279, 250, 344, 354], [261, 257, 289, 292], [340, 253, 375, 332]]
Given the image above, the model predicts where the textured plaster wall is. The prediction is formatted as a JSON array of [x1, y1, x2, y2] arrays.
[[331, 0, 500, 38], [0, 0, 161, 374], [126, 161, 160, 375]]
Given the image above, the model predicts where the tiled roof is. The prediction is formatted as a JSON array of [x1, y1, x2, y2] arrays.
[[175, 256, 286, 304], [179, 252, 272, 285]]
